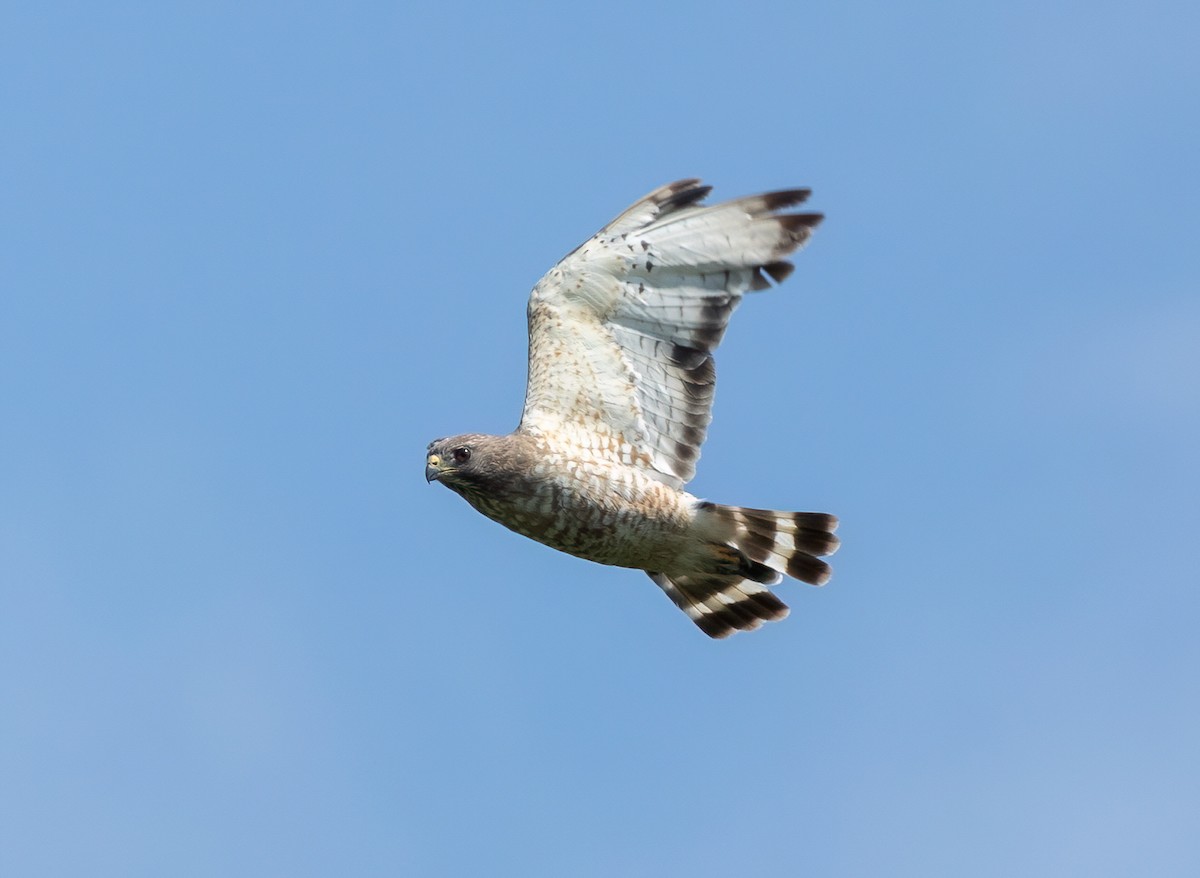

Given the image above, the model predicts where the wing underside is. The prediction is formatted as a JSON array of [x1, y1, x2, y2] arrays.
[[518, 180, 822, 489]]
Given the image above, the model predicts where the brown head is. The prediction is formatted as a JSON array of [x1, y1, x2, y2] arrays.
[[425, 433, 535, 502]]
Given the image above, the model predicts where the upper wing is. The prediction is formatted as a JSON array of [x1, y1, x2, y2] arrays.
[[517, 180, 822, 490]]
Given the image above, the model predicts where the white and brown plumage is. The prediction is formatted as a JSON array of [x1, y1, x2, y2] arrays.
[[425, 180, 839, 638]]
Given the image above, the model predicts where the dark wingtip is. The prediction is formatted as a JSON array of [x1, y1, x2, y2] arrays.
[[778, 212, 824, 233], [772, 213, 824, 258], [751, 259, 797, 290], [659, 179, 712, 211], [763, 260, 795, 284], [762, 188, 812, 210]]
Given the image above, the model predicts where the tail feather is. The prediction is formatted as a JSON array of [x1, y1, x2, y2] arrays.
[[648, 502, 840, 639], [647, 572, 789, 639], [699, 502, 840, 585]]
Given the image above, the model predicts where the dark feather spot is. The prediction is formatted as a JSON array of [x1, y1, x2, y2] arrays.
[[741, 532, 775, 564], [667, 343, 707, 369], [680, 381, 714, 405], [794, 512, 838, 531], [695, 615, 735, 639], [743, 560, 778, 583], [689, 355, 716, 385], [761, 188, 812, 210], [701, 297, 731, 318], [786, 553, 832, 585], [795, 528, 841, 556], [762, 261, 795, 284], [753, 513, 778, 543], [716, 598, 761, 629], [777, 213, 824, 248], [660, 181, 712, 211], [742, 590, 789, 620], [692, 325, 726, 349]]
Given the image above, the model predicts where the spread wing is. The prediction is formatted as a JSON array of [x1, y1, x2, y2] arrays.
[[517, 179, 822, 490]]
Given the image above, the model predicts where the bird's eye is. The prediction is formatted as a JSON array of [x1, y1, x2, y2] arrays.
[[452, 446, 471, 464]]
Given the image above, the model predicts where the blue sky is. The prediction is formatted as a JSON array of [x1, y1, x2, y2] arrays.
[[3, 2, 1198, 875]]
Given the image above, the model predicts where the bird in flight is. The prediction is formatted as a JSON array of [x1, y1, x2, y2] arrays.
[[426, 180, 839, 637]]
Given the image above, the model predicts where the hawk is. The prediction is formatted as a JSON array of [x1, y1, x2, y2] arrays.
[[426, 180, 839, 637]]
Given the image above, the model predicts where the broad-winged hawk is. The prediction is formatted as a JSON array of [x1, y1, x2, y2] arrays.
[[426, 180, 839, 637]]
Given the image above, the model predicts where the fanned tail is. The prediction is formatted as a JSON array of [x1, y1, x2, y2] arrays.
[[699, 502, 840, 585], [649, 502, 840, 639]]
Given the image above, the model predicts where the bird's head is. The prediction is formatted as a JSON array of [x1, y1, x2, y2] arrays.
[[425, 433, 513, 497]]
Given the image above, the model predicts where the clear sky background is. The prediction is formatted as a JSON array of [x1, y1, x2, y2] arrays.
[[3, 2, 1198, 876]]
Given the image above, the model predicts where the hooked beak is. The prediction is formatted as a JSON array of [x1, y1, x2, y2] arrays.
[[425, 453, 443, 483]]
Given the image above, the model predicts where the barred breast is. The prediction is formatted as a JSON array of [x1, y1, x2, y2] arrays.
[[464, 445, 697, 571]]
